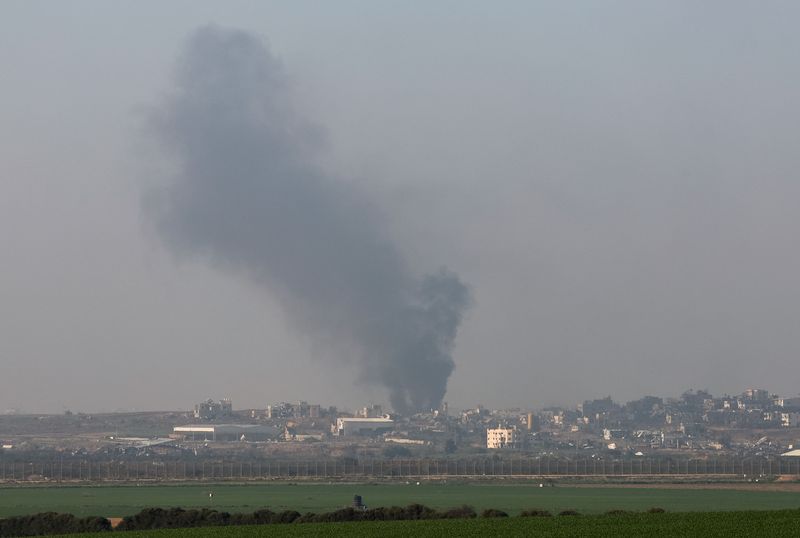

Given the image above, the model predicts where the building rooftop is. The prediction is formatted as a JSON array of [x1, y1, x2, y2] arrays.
[[337, 417, 393, 422]]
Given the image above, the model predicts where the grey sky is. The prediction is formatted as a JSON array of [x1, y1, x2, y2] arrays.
[[1, 1, 799, 413]]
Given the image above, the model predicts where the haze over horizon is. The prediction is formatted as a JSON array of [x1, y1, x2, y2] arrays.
[[2, 2, 800, 414]]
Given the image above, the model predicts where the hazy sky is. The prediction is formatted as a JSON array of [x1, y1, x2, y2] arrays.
[[2, 1, 799, 413]]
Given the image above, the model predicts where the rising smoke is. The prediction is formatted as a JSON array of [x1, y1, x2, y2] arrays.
[[145, 26, 470, 414]]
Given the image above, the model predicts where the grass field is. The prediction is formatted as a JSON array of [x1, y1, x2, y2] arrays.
[[1, 483, 799, 518], [58, 510, 800, 538]]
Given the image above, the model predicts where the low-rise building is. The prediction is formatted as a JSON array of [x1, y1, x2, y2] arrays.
[[172, 424, 278, 441], [357, 405, 384, 418], [602, 428, 627, 441], [486, 427, 517, 449], [193, 399, 233, 420], [335, 417, 394, 436], [781, 412, 800, 428]]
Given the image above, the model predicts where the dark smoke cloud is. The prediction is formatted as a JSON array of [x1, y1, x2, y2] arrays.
[[145, 26, 470, 414]]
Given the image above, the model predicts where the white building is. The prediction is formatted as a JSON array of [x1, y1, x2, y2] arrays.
[[172, 424, 278, 441], [781, 412, 800, 428], [335, 417, 394, 436], [487, 427, 517, 449]]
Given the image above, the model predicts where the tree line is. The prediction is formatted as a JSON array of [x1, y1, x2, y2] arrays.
[[0, 504, 674, 536]]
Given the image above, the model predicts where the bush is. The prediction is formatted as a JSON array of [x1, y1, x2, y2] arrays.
[[0, 512, 111, 536], [251, 508, 277, 524], [647, 507, 666, 513], [275, 510, 301, 524], [76, 516, 113, 533], [558, 510, 581, 516], [481, 508, 509, 518], [403, 504, 439, 520], [442, 505, 477, 519], [520, 509, 552, 517], [309, 508, 360, 523], [116, 508, 233, 531], [293, 512, 319, 524], [605, 509, 631, 516]]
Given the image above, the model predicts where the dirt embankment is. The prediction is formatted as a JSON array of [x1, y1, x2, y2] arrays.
[[571, 481, 800, 492]]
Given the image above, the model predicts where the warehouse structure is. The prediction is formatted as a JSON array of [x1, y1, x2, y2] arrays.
[[335, 417, 394, 436], [172, 424, 278, 442]]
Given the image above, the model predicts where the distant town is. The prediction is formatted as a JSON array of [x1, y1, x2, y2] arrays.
[[162, 386, 800, 456], [2, 386, 800, 474]]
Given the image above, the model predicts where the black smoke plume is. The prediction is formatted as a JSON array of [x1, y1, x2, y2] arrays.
[[145, 26, 470, 414]]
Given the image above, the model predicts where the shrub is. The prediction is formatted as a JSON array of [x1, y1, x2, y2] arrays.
[[520, 509, 552, 517], [442, 505, 477, 519], [310, 508, 360, 523], [116, 507, 233, 531], [605, 509, 631, 516], [558, 510, 581, 516], [252, 509, 277, 524], [403, 504, 439, 520], [481, 508, 509, 518], [0, 512, 111, 536], [75, 516, 112, 533], [275, 510, 301, 524], [293, 512, 319, 524], [647, 507, 666, 513]]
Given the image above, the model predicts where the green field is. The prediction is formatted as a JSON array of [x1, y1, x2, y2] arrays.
[[1, 483, 798, 518], [59, 510, 800, 538]]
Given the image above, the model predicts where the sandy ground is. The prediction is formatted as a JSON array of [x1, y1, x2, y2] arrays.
[[571, 481, 800, 492]]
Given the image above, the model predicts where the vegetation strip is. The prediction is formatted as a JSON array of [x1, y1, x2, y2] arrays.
[[5, 505, 800, 537], [46, 509, 800, 538]]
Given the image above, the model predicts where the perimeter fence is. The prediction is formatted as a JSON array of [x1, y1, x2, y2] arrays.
[[1, 456, 799, 482]]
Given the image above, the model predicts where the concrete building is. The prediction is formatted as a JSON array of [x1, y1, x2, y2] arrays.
[[357, 404, 384, 418], [526, 413, 540, 431], [487, 427, 517, 449], [743, 388, 770, 402], [193, 399, 233, 420], [335, 417, 394, 436], [775, 397, 800, 409], [266, 401, 322, 419], [781, 412, 800, 428], [603, 428, 628, 441]]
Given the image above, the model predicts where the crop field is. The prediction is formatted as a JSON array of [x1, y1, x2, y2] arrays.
[[59, 510, 800, 538], [1, 483, 799, 518]]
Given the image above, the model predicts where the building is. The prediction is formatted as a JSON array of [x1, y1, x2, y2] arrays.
[[357, 404, 384, 418], [526, 413, 540, 432], [172, 424, 278, 442], [775, 397, 800, 410], [335, 417, 394, 436], [265, 401, 322, 419], [743, 388, 770, 402], [486, 427, 517, 449], [193, 399, 233, 420], [781, 412, 800, 428], [603, 428, 628, 441]]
